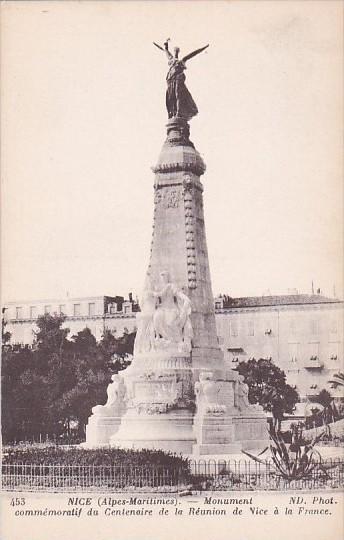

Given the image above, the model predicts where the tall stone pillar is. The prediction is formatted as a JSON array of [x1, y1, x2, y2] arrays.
[[149, 117, 223, 371], [85, 116, 268, 454]]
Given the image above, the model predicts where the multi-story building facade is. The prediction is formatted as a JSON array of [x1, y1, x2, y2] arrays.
[[3, 292, 343, 401], [215, 293, 343, 401], [3, 294, 139, 344]]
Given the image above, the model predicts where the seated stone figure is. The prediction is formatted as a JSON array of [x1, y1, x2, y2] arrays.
[[91, 374, 126, 416], [153, 271, 193, 354], [133, 270, 193, 356]]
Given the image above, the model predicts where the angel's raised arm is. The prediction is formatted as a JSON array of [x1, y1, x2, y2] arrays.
[[153, 41, 173, 60]]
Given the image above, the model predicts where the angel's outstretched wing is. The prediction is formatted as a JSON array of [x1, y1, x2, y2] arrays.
[[182, 44, 209, 63], [153, 42, 165, 52]]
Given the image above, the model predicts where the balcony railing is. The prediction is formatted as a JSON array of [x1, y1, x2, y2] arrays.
[[304, 356, 324, 369]]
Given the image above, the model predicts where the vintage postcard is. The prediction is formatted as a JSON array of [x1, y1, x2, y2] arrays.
[[1, 1, 343, 539]]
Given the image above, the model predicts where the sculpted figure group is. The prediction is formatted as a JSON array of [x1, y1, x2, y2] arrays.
[[134, 271, 193, 356]]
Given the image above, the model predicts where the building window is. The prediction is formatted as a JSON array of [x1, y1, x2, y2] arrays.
[[329, 343, 339, 361], [247, 320, 254, 336], [44, 305, 51, 314], [229, 320, 238, 337], [73, 304, 81, 316], [59, 304, 66, 315], [88, 303, 95, 316], [16, 307, 22, 319], [308, 342, 319, 359], [330, 319, 337, 334], [310, 319, 319, 335], [289, 343, 298, 363], [30, 306, 37, 319]]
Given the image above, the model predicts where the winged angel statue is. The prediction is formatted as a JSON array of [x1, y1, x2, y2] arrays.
[[153, 39, 209, 120]]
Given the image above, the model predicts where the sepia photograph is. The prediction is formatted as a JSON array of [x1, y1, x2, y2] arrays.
[[1, 1, 343, 539]]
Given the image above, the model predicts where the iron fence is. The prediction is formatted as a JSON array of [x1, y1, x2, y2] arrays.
[[1, 464, 182, 492], [188, 458, 344, 491], [2, 459, 344, 492]]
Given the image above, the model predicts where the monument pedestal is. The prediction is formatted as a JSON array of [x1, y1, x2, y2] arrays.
[[108, 352, 196, 453], [111, 409, 195, 453], [85, 413, 122, 446]]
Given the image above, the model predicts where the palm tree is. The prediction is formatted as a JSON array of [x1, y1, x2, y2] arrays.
[[328, 371, 344, 389]]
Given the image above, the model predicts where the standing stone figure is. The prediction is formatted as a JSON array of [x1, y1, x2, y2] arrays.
[[153, 40, 209, 120], [134, 276, 157, 355]]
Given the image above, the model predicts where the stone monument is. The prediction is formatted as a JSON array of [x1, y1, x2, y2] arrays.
[[85, 41, 268, 454]]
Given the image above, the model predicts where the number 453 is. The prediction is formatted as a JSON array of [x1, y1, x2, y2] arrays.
[[10, 498, 25, 506]]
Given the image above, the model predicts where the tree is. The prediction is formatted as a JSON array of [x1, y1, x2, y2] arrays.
[[31, 313, 74, 437], [62, 328, 112, 436], [1, 343, 35, 442], [236, 358, 299, 431], [1, 315, 136, 443], [317, 389, 334, 425], [99, 328, 136, 373]]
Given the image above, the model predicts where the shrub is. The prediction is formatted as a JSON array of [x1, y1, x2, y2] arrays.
[[2, 445, 190, 472]]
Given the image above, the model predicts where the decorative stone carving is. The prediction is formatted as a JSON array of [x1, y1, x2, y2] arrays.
[[235, 375, 263, 413], [195, 372, 226, 415], [165, 188, 181, 208], [182, 183, 198, 289], [84, 375, 127, 446], [134, 276, 157, 355], [153, 271, 193, 353], [154, 190, 163, 205], [134, 271, 193, 355], [91, 374, 126, 417], [127, 370, 194, 416], [137, 403, 169, 415], [182, 174, 193, 190], [236, 375, 250, 410]]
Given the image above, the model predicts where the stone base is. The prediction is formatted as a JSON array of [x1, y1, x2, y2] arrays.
[[110, 409, 196, 454], [240, 438, 270, 452], [84, 356, 269, 455], [233, 416, 269, 445], [192, 442, 242, 455], [85, 414, 122, 446], [192, 413, 268, 455]]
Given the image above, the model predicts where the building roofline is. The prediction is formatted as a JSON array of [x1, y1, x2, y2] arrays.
[[215, 294, 343, 309], [3, 295, 120, 306]]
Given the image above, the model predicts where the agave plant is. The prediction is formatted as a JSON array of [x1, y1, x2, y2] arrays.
[[242, 426, 335, 481]]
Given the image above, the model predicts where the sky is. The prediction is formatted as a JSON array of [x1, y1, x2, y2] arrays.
[[1, 1, 343, 303]]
